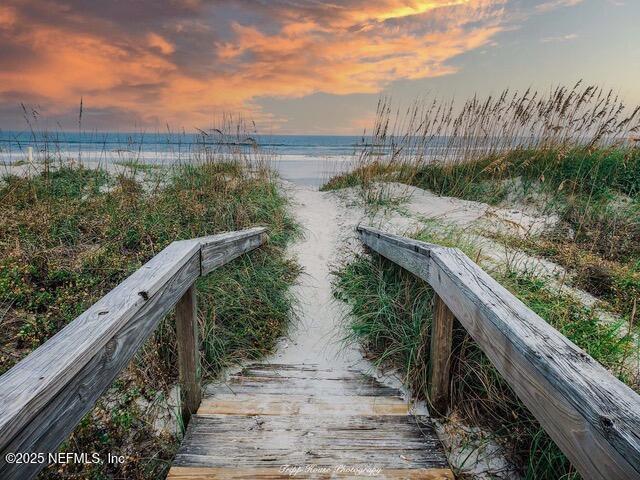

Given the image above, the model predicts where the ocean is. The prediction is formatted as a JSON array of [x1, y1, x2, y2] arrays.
[[0, 131, 368, 186]]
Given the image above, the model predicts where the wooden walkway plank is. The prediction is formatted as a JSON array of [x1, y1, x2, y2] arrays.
[[168, 466, 454, 479], [169, 364, 453, 479], [197, 395, 410, 416]]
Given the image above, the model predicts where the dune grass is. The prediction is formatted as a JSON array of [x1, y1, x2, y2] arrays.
[[114, 159, 163, 173], [333, 226, 638, 479], [322, 85, 640, 321], [327, 84, 640, 478], [0, 158, 299, 479], [411, 147, 640, 319]]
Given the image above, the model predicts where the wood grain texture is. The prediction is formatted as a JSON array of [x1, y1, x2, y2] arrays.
[[168, 466, 455, 479], [0, 227, 268, 480], [206, 366, 401, 397], [359, 226, 433, 281], [197, 227, 267, 275], [172, 364, 453, 478], [429, 295, 454, 415], [358, 225, 640, 480], [0, 251, 201, 480], [198, 394, 410, 416], [176, 285, 201, 425]]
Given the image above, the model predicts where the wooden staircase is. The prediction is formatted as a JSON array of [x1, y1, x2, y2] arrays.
[[168, 363, 454, 479]]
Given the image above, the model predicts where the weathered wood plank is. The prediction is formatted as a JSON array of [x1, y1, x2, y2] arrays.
[[198, 394, 410, 416], [206, 375, 401, 397], [229, 365, 366, 381], [0, 240, 200, 451], [167, 466, 455, 479], [358, 225, 640, 480], [181, 414, 442, 439], [176, 285, 201, 425], [0, 227, 269, 480], [0, 251, 201, 480], [197, 227, 267, 275], [173, 453, 446, 469], [359, 226, 433, 280], [173, 413, 449, 469], [429, 295, 454, 415]]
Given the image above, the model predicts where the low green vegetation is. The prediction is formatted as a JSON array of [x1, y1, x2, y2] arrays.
[[410, 147, 640, 320], [327, 85, 640, 478], [325, 147, 640, 320], [0, 161, 299, 479], [333, 226, 638, 480], [320, 160, 394, 192]]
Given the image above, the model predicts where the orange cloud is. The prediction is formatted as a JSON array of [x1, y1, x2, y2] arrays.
[[147, 33, 175, 55], [0, 6, 17, 27], [0, 0, 569, 130]]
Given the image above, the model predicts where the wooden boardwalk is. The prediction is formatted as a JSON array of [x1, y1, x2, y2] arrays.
[[4, 226, 639, 480], [168, 363, 454, 479]]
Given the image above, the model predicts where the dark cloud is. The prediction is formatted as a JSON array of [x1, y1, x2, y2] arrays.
[[0, 99, 150, 131]]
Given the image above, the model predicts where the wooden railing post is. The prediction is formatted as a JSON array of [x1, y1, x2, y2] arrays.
[[0, 228, 267, 480], [175, 284, 201, 425], [358, 225, 640, 479], [429, 293, 454, 415]]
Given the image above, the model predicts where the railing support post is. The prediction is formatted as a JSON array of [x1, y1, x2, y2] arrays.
[[176, 284, 201, 425], [429, 293, 454, 415]]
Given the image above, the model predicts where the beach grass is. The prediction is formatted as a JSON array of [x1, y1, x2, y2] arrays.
[[326, 84, 640, 478], [404, 147, 640, 321], [333, 225, 638, 479], [322, 86, 640, 319], [0, 152, 300, 478]]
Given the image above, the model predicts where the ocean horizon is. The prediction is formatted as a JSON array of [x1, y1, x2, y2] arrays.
[[0, 131, 372, 186], [0, 131, 369, 159]]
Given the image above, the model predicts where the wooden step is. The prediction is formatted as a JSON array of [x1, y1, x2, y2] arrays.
[[168, 466, 454, 479], [168, 364, 453, 479], [206, 365, 400, 398], [198, 394, 410, 416]]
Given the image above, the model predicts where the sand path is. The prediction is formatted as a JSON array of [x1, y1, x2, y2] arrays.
[[170, 182, 456, 477], [265, 183, 366, 374], [259, 181, 522, 479]]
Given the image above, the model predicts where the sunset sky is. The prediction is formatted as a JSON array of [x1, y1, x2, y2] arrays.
[[0, 0, 638, 134]]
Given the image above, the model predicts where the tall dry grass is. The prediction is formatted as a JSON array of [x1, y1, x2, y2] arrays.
[[323, 82, 640, 193], [329, 84, 640, 479], [378, 82, 638, 161], [1, 106, 273, 182]]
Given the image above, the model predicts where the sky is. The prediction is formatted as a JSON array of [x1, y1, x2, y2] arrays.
[[0, 0, 638, 134]]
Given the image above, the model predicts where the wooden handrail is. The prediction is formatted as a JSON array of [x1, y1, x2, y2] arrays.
[[0, 227, 267, 480], [357, 225, 640, 480]]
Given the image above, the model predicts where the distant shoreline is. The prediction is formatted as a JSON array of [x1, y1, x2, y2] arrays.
[[0, 152, 357, 188]]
